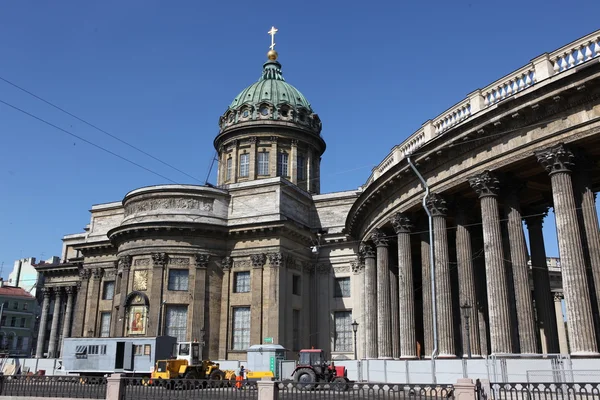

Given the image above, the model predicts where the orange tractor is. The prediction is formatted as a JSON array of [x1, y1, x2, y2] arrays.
[[292, 349, 349, 391]]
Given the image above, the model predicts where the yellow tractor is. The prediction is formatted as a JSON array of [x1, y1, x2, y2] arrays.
[[150, 342, 233, 386]]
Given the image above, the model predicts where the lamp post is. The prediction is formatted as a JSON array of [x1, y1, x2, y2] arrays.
[[460, 302, 472, 359], [351, 320, 359, 360]]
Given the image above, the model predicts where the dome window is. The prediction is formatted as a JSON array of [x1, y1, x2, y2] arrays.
[[242, 109, 250, 118], [228, 114, 234, 123], [259, 106, 269, 116]]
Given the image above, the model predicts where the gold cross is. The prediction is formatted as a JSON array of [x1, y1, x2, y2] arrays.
[[268, 26, 278, 51]]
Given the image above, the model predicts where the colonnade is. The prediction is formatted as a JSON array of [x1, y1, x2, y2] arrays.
[[35, 285, 76, 359], [359, 143, 600, 358]]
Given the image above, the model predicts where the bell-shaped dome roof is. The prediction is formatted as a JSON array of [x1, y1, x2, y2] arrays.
[[219, 56, 321, 135]]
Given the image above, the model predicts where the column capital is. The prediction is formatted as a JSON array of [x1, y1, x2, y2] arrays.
[[118, 255, 132, 271], [65, 286, 76, 295], [390, 213, 412, 234], [78, 268, 91, 281], [535, 143, 574, 175], [425, 193, 448, 217], [91, 268, 103, 280], [251, 253, 267, 268], [151, 252, 168, 267], [524, 205, 549, 229], [41, 287, 52, 298], [371, 228, 389, 247], [553, 291, 564, 301], [53, 286, 63, 296], [221, 256, 233, 271], [469, 170, 501, 198], [359, 242, 376, 259], [195, 254, 210, 269], [291, 139, 298, 147], [267, 253, 283, 268], [351, 260, 364, 274]]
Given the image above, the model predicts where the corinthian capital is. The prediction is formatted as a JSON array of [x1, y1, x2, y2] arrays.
[[152, 253, 168, 267], [195, 254, 210, 269], [426, 193, 448, 217], [371, 228, 388, 247], [78, 268, 91, 280], [267, 253, 283, 268], [359, 243, 375, 259], [91, 268, 103, 280], [251, 253, 267, 268], [535, 143, 574, 175], [221, 257, 233, 270], [469, 170, 501, 198], [390, 213, 412, 234], [118, 255, 132, 270]]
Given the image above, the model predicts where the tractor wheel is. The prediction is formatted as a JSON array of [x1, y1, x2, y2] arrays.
[[294, 368, 317, 391], [331, 377, 349, 392], [209, 370, 225, 388]]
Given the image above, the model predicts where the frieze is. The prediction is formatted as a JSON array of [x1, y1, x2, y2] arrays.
[[195, 254, 210, 269], [124, 197, 214, 217], [133, 258, 150, 267], [170, 257, 191, 266], [235, 260, 251, 269], [104, 269, 116, 280], [333, 266, 351, 273]]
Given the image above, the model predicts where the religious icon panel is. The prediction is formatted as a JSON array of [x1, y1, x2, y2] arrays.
[[129, 305, 147, 335]]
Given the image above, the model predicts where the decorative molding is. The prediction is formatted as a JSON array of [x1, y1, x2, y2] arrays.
[[133, 258, 149, 267], [390, 213, 412, 234], [535, 143, 575, 175], [251, 254, 267, 268], [104, 269, 117, 280], [469, 170, 501, 198], [195, 254, 210, 269], [333, 265, 351, 273], [425, 193, 448, 217], [124, 197, 214, 217], [235, 260, 251, 269], [359, 243, 375, 259], [169, 257, 190, 266], [221, 257, 233, 271], [151, 253, 168, 268]]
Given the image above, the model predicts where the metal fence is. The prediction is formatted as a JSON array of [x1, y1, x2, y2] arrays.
[[120, 377, 258, 400], [0, 374, 107, 399], [277, 381, 455, 400], [490, 382, 600, 400]]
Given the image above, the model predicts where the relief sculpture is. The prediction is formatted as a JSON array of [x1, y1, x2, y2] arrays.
[[124, 197, 214, 217]]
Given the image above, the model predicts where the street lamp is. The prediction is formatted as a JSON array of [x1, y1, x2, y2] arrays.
[[351, 320, 359, 360], [460, 302, 472, 359]]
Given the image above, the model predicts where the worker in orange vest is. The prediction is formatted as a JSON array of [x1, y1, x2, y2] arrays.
[[235, 365, 245, 390]]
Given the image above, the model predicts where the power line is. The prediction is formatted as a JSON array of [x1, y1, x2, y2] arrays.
[[0, 76, 203, 184], [0, 98, 178, 183]]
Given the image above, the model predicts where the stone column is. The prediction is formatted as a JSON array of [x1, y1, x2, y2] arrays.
[[306, 149, 313, 192], [421, 233, 433, 358], [83, 268, 103, 337], [372, 229, 392, 359], [524, 208, 559, 354], [390, 266, 400, 359], [249, 137, 257, 180], [574, 170, 600, 324], [71, 268, 90, 338], [392, 213, 417, 359], [351, 260, 365, 359], [290, 139, 298, 184], [251, 254, 267, 345], [35, 287, 52, 358], [426, 194, 455, 357], [59, 286, 75, 357], [554, 292, 569, 354], [47, 287, 62, 358], [360, 243, 378, 359], [150, 253, 167, 336], [455, 205, 481, 357], [469, 170, 513, 354], [504, 185, 538, 354], [269, 137, 278, 177], [232, 140, 239, 182], [116, 256, 132, 337], [192, 254, 209, 342], [218, 257, 232, 359], [536, 144, 598, 355]]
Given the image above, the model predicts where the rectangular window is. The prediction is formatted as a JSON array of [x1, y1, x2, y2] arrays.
[[277, 152, 289, 177], [168, 269, 189, 291], [234, 271, 250, 293], [226, 157, 232, 181], [334, 311, 353, 352], [101, 345, 107, 355], [144, 344, 151, 356], [12, 302, 18, 310], [88, 345, 99, 355], [16, 336, 23, 350], [334, 277, 351, 298], [102, 281, 115, 300], [10, 317, 15, 327], [297, 155, 305, 180], [292, 275, 301, 296], [232, 307, 251, 350], [165, 305, 188, 342], [134, 345, 144, 356], [20, 318, 25, 328], [1, 316, 6, 326], [258, 152, 270, 175], [239, 153, 250, 177], [292, 309, 300, 351], [23, 303, 28, 311], [100, 312, 111, 337]]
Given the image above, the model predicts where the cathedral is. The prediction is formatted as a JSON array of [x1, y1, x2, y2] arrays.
[[35, 27, 596, 362]]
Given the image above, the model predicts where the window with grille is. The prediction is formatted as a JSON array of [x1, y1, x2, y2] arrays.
[[239, 153, 250, 177], [168, 269, 189, 291], [232, 307, 250, 350], [277, 152, 289, 177], [292, 309, 300, 351], [234, 271, 250, 293], [102, 281, 115, 300], [292, 275, 301, 295], [226, 157, 232, 181], [165, 305, 188, 342], [334, 311, 352, 352], [258, 152, 270, 175], [100, 312, 111, 337], [297, 155, 305, 180], [334, 277, 351, 298]]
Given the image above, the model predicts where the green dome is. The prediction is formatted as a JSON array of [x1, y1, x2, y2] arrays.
[[229, 60, 312, 111], [219, 59, 321, 135]]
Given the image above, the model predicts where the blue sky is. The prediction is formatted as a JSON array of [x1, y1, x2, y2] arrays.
[[0, 1, 598, 277]]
